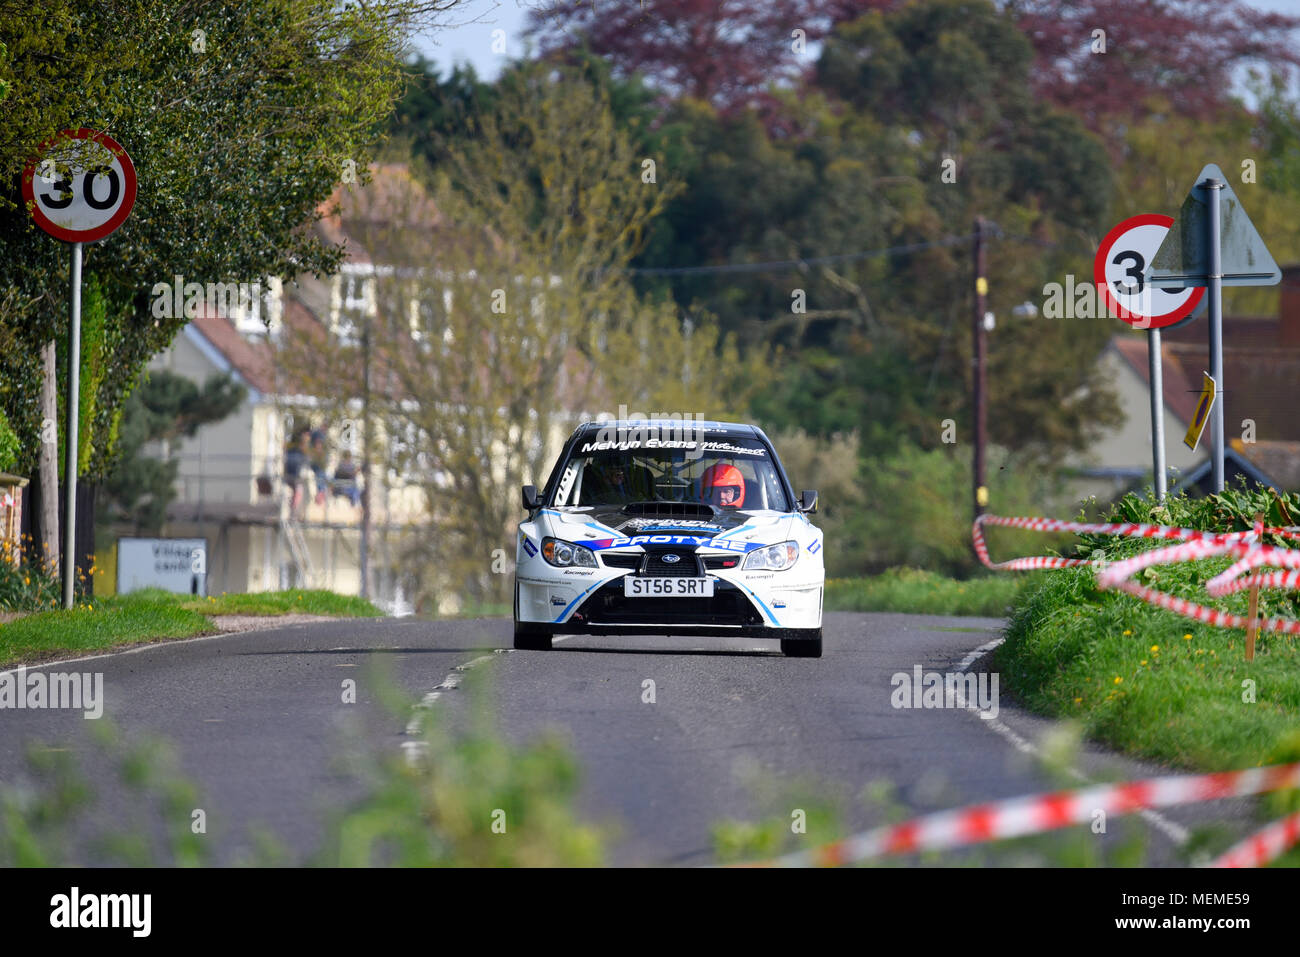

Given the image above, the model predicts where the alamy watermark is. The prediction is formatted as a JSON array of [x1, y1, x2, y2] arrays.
[[150, 275, 262, 320], [591, 405, 709, 460], [0, 666, 103, 719], [890, 665, 999, 720]]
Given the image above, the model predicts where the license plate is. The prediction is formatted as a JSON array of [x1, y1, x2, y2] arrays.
[[623, 576, 714, 597]]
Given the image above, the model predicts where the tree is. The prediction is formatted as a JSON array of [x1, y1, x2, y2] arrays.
[[525, 0, 865, 114], [279, 70, 766, 609], [0, 0, 466, 482], [1007, 0, 1300, 132], [98, 371, 246, 534]]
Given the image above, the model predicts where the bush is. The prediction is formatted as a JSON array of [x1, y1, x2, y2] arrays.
[[0, 409, 18, 472]]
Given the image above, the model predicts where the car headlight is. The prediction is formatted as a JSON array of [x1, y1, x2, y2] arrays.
[[541, 537, 597, 568], [742, 541, 799, 571]]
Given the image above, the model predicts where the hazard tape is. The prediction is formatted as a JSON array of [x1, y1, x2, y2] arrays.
[[1210, 810, 1300, 868], [975, 513, 1300, 635], [757, 762, 1300, 867]]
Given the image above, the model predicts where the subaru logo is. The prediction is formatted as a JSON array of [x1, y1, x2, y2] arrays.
[[661, 553, 681, 564]]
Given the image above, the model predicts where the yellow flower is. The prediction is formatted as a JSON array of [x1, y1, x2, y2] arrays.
[[1183, 634, 1193, 641], [1113, 676, 1123, 684], [1140, 660, 1148, 666], [1150, 645, 1159, 653], [1123, 629, 1133, 636], [1074, 697, 1083, 704]]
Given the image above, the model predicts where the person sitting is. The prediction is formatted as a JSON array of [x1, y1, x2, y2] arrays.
[[700, 463, 746, 508], [332, 450, 361, 507], [284, 430, 311, 515]]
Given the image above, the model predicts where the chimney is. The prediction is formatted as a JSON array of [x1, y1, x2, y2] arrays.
[[1281, 265, 1300, 347]]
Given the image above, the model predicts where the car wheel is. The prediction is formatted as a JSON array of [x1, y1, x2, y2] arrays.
[[513, 626, 553, 650], [781, 630, 822, 658], [513, 583, 553, 650]]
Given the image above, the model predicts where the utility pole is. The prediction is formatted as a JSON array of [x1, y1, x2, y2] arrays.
[[972, 217, 988, 519], [360, 316, 372, 600]]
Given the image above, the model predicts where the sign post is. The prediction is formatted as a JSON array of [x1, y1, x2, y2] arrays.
[[1095, 214, 1204, 500], [23, 129, 137, 608], [1148, 164, 1281, 493]]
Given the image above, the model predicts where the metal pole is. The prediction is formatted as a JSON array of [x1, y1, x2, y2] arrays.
[[1148, 327, 1166, 500], [972, 217, 988, 519], [360, 317, 371, 599], [63, 241, 82, 609], [1205, 178, 1225, 493]]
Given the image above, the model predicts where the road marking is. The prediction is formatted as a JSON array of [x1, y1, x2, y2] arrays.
[[403, 649, 508, 764], [956, 636, 1191, 848]]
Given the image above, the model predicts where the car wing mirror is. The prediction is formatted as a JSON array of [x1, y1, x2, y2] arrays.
[[799, 489, 818, 514], [522, 484, 541, 510]]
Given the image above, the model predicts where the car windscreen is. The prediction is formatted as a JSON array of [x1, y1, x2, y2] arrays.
[[550, 435, 791, 512]]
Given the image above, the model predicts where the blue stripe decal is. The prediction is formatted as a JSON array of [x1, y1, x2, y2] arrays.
[[522, 537, 537, 557], [733, 580, 781, 626], [808, 540, 821, 554], [553, 579, 607, 623]]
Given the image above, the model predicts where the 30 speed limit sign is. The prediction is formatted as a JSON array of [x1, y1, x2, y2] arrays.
[[1094, 214, 1204, 328], [22, 128, 136, 243]]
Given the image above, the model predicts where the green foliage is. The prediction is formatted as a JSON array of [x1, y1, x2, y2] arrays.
[[998, 484, 1300, 771], [0, 409, 18, 472], [0, 0, 428, 477], [0, 533, 87, 610], [99, 369, 246, 533], [826, 568, 1035, 617], [824, 439, 1065, 578]]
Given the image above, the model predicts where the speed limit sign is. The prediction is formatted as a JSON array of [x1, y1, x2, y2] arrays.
[[22, 128, 136, 243], [1094, 214, 1204, 329], [22, 128, 138, 611]]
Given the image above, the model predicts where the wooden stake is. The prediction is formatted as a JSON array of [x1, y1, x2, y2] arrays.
[[1246, 512, 1264, 663]]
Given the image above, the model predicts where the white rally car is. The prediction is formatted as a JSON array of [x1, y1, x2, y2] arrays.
[[514, 420, 824, 657]]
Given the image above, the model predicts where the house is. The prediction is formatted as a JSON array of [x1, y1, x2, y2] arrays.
[[1070, 266, 1300, 504], [117, 164, 580, 614]]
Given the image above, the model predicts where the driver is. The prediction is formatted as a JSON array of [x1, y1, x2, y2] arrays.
[[700, 463, 745, 508]]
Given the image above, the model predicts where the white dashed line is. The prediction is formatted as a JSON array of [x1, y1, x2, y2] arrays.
[[957, 635, 1190, 847], [402, 649, 508, 763]]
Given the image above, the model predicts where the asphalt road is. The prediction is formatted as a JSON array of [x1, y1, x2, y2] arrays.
[[0, 612, 1263, 866]]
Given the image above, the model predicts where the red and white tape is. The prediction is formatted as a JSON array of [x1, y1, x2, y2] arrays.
[[1210, 810, 1300, 868], [975, 513, 1300, 635], [758, 762, 1300, 867]]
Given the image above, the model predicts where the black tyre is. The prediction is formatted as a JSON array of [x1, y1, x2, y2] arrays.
[[513, 583, 553, 650], [780, 630, 822, 658], [513, 626, 553, 650]]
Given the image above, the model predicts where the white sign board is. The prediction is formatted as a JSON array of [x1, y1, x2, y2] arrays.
[[117, 538, 207, 597]]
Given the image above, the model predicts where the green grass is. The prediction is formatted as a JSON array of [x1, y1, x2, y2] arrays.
[[997, 487, 1300, 773], [998, 560, 1300, 772], [0, 589, 382, 668], [825, 567, 1037, 617]]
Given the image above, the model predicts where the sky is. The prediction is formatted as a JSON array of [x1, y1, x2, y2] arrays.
[[414, 0, 1300, 84]]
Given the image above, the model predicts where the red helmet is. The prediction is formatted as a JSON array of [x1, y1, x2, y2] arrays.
[[701, 463, 745, 507]]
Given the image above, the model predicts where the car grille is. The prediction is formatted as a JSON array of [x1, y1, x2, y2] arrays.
[[601, 553, 641, 569], [580, 580, 763, 626], [641, 547, 702, 577]]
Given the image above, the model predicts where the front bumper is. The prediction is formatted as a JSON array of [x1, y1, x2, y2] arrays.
[[515, 568, 823, 637]]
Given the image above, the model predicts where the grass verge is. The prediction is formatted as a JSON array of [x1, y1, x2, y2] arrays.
[[996, 486, 1300, 772], [825, 567, 1037, 617], [0, 588, 382, 668]]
